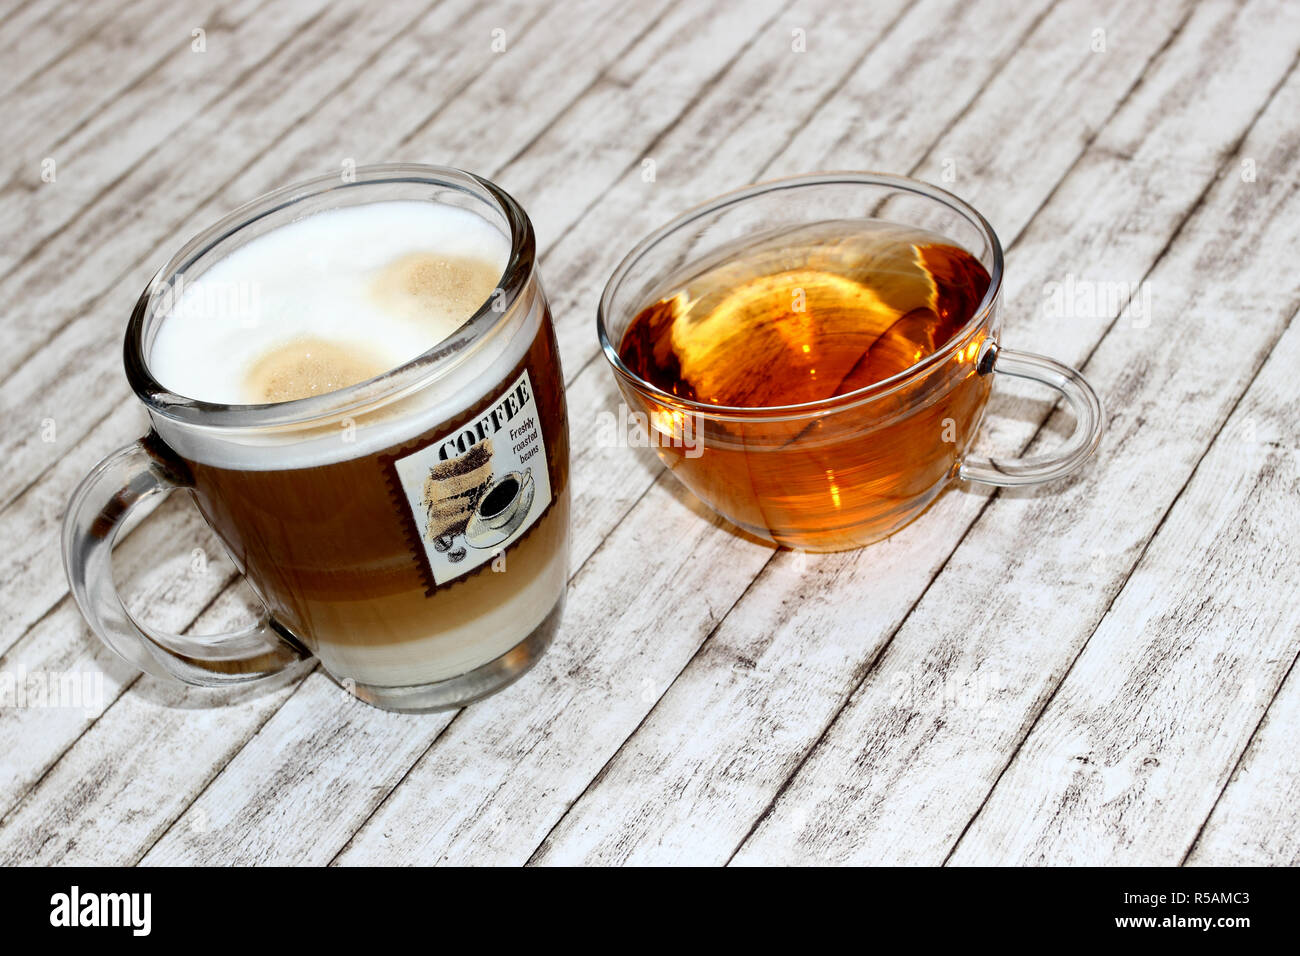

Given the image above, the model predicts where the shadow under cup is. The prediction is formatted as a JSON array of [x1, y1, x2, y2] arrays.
[[598, 173, 1103, 552]]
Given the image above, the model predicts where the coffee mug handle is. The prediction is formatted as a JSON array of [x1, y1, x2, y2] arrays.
[[960, 343, 1104, 486], [62, 434, 311, 686]]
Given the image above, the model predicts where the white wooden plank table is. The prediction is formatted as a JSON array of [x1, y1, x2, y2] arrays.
[[1, 0, 1297, 866]]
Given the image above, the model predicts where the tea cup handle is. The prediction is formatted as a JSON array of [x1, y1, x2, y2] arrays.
[[959, 343, 1104, 486], [62, 433, 311, 686]]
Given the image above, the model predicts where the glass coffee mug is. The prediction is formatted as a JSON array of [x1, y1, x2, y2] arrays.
[[598, 172, 1103, 552], [63, 165, 570, 712]]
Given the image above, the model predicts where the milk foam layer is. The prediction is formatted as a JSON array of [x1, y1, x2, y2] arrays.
[[149, 200, 510, 406]]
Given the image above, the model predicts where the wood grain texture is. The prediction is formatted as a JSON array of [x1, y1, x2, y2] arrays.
[[0, 491, 240, 822], [0, 0, 613, 646], [734, 24, 1300, 865], [948, 305, 1300, 865], [546, 0, 1055, 385], [0, 0, 800, 868], [128, 1, 922, 864], [0, 0, 434, 520], [0, 0, 1297, 866], [0, 588, 307, 865], [339, 0, 1200, 867], [139, 0, 824, 868], [0, 0, 143, 103], [1187, 646, 1300, 867], [0, 0, 345, 276], [535, 0, 1231, 864], [147, 478, 774, 865], [0, 0, 682, 864]]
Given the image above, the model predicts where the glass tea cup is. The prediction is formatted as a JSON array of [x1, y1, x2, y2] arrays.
[[597, 172, 1103, 552]]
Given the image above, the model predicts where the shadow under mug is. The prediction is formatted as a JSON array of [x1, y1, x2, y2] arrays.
[[597, 172, 1103, 552]]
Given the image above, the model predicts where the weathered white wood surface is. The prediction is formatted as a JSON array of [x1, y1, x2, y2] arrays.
[[0, 0, 1297, 866]]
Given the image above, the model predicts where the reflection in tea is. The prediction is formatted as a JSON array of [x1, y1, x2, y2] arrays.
[[616, 219, 994, 551], [619, 220, 990, 406]]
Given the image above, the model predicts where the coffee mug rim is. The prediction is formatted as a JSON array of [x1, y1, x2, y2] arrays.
[[123, 163, 537, 430], [596, 170, 1005, 422]]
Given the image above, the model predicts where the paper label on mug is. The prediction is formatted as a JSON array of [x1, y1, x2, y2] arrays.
[[392, 369, 551, 587]]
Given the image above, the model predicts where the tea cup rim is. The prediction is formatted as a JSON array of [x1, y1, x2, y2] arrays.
[[596, 170, 1004, 423]]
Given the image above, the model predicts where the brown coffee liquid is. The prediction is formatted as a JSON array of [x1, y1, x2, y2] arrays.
[[615, 220, 994, 552], [186, 312, 570, 670], [619, 220, 990, 407]]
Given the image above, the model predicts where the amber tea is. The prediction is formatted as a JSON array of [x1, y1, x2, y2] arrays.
[[619, 220, 990, 406], [601, 174, 1104, 553], [615, 219, 995, 550]]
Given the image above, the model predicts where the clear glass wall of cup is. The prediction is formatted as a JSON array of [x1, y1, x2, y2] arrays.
[[598, 172, 1103, 552], [63, 165, 570, 712]]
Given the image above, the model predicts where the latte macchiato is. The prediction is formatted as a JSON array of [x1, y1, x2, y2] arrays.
[[66, 168, 572, 711]]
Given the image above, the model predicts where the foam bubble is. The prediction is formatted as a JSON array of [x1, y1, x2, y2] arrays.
[[243, 335, 390, 403]]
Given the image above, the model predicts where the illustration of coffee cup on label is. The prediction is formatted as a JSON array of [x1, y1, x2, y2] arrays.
[[464, 469, 535, 550]]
